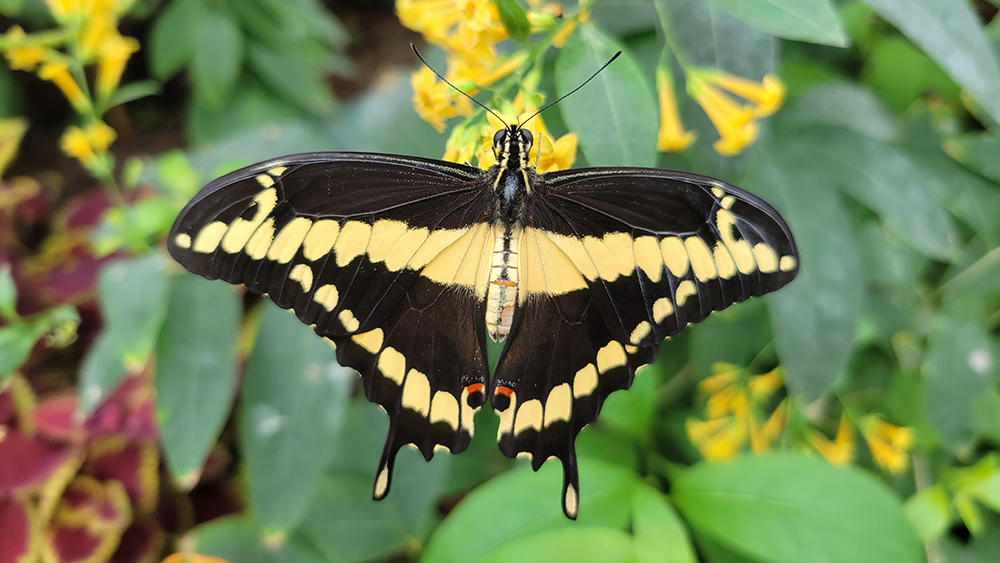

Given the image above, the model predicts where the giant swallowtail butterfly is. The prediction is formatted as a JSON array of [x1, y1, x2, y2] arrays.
[[168, 65, 798, 520]]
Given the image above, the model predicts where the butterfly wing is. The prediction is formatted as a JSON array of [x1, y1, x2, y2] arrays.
[[493, 167, 798, 518], [168, 152, 494, 499]]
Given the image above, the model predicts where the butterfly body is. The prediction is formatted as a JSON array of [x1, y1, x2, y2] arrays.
[[169, 122, 798, 519]]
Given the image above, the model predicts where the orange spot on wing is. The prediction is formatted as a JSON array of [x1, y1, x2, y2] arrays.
[[495, 385, 513, 398], [467, 383, 485, 394]]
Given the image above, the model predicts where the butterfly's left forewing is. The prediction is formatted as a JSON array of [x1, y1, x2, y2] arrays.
[[493, 167, 799, 518], [168, 152, 494, 499]]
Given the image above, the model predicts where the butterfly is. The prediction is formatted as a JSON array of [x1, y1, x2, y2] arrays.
[[167, 57, 798, 519]]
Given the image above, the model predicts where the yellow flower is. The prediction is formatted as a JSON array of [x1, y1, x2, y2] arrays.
[[541, 130, 576, 173], [472, 96, 576, 172], [755, 400, 787, 450], [398, 0, 505, 48], [2, 26, 47, 71], [39, 60, 88, 111], [700, 362, 740, 395], [412, 66, 472, 132], [688, 74, 758, 156], [60, 121, 115, 165], [748, 367, 783, 401], [711, 72, 785, 117], [447, 51, 528, 90], [80, 9, 116, 58], [656, 67, 696, 152], [96, 33, 139, 96], [61, 126, 95, 164], [862, 417, 914, 474], [686, 417, 745, 461], [810, 415, 856, 467], [45, 0, 78, 20]]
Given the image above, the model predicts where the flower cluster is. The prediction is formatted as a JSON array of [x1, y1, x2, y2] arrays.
[[0, 0, 139, 175], [686, 363, 787, 460], [657, 67, 785, 156], [397, 0, 580, 170], [811, 413, 914, 474]]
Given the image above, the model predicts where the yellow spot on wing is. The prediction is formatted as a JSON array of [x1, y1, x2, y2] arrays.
[[496, 390, 518, 438], [338, 309, 360, 332], [382, 227, 429, 271], [245, 217, 275, 260], [573, 364, 598, 399], [352, 328, 384, 353], [420, 224, 492, 292], [374, 466, 389, 499], [408, 228, 466, 268], [653, 297, 674, 323], [629, 321, 652, 345], [514, 399, 543, 434], [712, 186, 725, 198], [713, 242, 738, 279], [685, 237, 718, 282], [543, 232, 599, 280], [313, 284, 339, 311], [520, 228, 586, 297], [335, 221, 373, 267], [378, 347, 406, 385], [675, 280, 697, 307], [660, 236, 690, 278], [402, 368, 431, 416], [268, 217, 313, 264], [429, 391, 459, 430], [367, 220, 410, 263], [174, 233, 191, 249], [268, 166, 287, 176], [597, 341, 627, 374], [565, 484, 579, 519], [544, 384, 572, 426], [192, 221, 228, 253], [603, 232, 636, 277], [221, 189, 278, 254], [716, 209, 756, 275], [780, 255, 797, 272], [289, 264, 313, 292], [302, 219, 341, 261], [721, 195, 736, 209], [256, 174, 274, 188], [753, 243, 779, 273], [633, 236, 663, 283], [460, 387, 479, 436]]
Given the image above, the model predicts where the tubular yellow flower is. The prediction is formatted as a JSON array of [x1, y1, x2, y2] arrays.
[[748, 367, 783, 402], [39, 61, 88, 111], [688, 72, 760, 156], [656, 67, 696, 152], [412, 66, 472, 132], [96, 34, 139, 96], [5, 45, 47, 71], [700, 363, 740, 395], [711, 72, 786, 117], [83, 120, 116, 152], [810, 415, 855, 466], [61, 126, 95, 164], [448, 51, 528, 89], [540, 131, 576, 172], [81, 10, 116, 58], [45, 0, 79, 21], [862, 417, 913, 474], [757, 401, 787, 445], [687, 417, 745, 461]]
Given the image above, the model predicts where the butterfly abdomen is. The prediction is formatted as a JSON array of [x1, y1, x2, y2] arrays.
[[485, 223, 521, 341]]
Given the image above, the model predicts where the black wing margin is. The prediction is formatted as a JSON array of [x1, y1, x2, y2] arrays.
[[492, 167, 798, 518], [168, 152, 493, 499]]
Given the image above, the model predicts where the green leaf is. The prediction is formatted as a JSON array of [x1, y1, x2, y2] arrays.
[[155, 150, 202, 200], [904, 485, 952, 541], [0, 324, 43, 376], [794, 127, 959, 260], [555, 26, 656, 167], [155, 272, 241, 485], [863, 37, 962, 114], [0, 263, 16, 320], [942, 247, 1000, 303], [704, 0, 847, 46], [298, 449, 449, 563], [779, 82, 898, 142], [422, 458, 638, 563], [246, 41, 336, 115], [107, 80, 162, 108], [748, 139, 863, 399], [148, 0, 206, 80], [80, 256, 172, 412], [632, 486, 698, 563], [480, 527, 635, 563], [860, 0, 1000, 124], [192, 514, 326, 563], [192, 7, 245, 109], [494, 0, 531, 42], [241, 301, 353, 532], [672, 453, 922, 563], [946, 132, 1000, 184], [923, 313, 995, 454]]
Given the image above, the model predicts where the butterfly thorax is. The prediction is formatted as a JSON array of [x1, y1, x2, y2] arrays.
[[485, 125, 535, 341]]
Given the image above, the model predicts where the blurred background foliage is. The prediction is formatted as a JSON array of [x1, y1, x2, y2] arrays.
[[0, 0, 999, 562]]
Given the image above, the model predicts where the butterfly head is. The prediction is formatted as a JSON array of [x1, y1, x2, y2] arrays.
[[491, 124, 534, 170]]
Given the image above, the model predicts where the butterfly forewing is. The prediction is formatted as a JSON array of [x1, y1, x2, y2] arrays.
[[168, 152, 495, 498]]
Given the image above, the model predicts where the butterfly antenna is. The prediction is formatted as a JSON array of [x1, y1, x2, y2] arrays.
[[520, 51, 622, 126], [411, 43, 508, 125]]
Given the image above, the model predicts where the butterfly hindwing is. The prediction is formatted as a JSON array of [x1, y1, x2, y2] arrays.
[[168, 152, 494, 497], [489, 167, 798, 518]]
